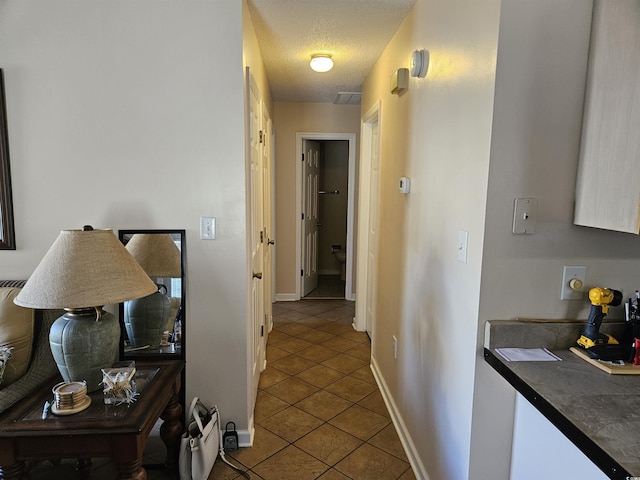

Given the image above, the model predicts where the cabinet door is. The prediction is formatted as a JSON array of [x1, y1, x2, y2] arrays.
[[574, 0, 640, 233], [511, 394, 608, 480]]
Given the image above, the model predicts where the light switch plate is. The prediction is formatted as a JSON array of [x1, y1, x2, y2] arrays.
[[512, 197, 537, 234], [200, 217, 216, 240], [457, 230, 468, 263]]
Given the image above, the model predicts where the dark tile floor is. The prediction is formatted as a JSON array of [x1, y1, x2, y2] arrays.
[[26, 300, 415, 480], [304, 274, 345, 299], [223, 300, 415, 480]]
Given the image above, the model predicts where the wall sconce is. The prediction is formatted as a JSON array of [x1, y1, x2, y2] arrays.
[[310, 54, 334, 73], [410, 49, 429, 78]]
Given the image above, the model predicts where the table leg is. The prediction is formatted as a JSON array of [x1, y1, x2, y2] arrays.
[[0, 461, 26, 480], [0, 439, 26, 480], [160, 388, 183, 469], [75, 457, 92, 479], [116, 457, 146, 480]]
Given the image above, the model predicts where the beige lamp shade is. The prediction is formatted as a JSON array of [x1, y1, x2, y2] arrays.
[[14, 228, 157, 309], [125, 233, 181, 278]]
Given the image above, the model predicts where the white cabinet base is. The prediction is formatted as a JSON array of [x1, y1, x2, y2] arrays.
[[510, 393, 608, 480]]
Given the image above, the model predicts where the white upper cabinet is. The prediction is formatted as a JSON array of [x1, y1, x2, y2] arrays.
[[574, 0, 640, 234]]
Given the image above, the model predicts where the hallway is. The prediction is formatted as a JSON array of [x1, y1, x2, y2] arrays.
[[223, 299, 415, 479], [26, 300, 414, 480]]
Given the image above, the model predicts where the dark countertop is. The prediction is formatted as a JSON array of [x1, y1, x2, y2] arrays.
[[485, 319, 640, 480]]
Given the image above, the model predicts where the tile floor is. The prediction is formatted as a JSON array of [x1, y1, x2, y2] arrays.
[[222, 299, 415, 480], [26, 299, 415, 480], [303, 275, 346, 299]]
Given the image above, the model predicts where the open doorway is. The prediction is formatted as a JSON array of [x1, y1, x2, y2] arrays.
[[296, 132, 356, 301]]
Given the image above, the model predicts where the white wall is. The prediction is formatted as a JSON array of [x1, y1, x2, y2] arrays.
[[273, 102, 360, 298], [363, 0, 640, 479], [0, 0, 252, 429], [361, 1, 501, 478], [469, 1, 638, 477]]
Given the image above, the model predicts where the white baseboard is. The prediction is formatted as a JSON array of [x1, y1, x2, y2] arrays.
[[370, 356, 429, 480], [237, 428, 254, 448], [275, 293, 298, 302], [352, 318, 363, 332]]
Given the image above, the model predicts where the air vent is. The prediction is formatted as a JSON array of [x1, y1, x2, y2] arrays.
[[334, 92, 361, 105]]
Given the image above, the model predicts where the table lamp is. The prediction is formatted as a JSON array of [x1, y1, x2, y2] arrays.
[[124, 233, 181, 349], [14, 226, 157, 391]]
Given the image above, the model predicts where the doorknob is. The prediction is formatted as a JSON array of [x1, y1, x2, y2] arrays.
[[253, 272, 263, 279], [316, 223, 322, 227], [268, 239, 275, 245]]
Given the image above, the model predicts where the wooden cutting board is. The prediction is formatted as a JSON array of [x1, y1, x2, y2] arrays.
[[570, 347, 640, 375]]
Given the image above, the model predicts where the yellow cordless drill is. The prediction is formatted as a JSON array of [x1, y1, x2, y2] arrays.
[[577, 287, 628, 360]]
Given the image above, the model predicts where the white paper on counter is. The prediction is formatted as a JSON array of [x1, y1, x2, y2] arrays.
[[495, 348, 562, 362]]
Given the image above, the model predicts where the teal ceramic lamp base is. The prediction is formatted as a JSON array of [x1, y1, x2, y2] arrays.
[[49, 308, 119, 392], [124, 290, 171, 350]]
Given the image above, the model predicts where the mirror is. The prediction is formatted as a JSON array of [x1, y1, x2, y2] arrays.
[[118, 229, 185, 360], [0, 69, 15, 250]]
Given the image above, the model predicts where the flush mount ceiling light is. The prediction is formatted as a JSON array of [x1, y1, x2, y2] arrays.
[[310, 54, 334, 73]]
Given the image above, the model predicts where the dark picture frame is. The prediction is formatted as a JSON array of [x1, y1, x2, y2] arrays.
[[0, 69, 15, 250]]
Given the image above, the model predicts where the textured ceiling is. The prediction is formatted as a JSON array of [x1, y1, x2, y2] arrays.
[[247, 0, 416, 104]]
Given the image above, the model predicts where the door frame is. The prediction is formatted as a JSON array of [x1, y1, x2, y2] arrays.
[[261, 104, 274, 336], [354, 101, 381, 333], [296, 132, 357, 300]]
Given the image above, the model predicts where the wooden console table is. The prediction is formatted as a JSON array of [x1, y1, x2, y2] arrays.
[[0, 360, 184, 480]]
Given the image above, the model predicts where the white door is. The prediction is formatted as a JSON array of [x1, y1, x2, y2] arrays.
[[302, 140, 320, 296], [262, 108, 274, 335], [365, 117, 380, 338], [247, 69, 265, 410]]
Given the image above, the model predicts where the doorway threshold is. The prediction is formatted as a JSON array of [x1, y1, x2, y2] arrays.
[[303, 274, 345, 299]]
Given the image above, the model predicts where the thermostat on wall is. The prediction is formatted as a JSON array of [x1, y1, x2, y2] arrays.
[[399, 177, 411, 194]]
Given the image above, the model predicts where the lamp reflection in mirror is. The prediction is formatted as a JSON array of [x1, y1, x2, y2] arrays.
[[13, 226, 157, 392], [124, 233, 181, 350]]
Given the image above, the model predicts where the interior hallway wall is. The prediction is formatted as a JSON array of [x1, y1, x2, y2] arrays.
[[363, 0, 640, 478], [243, 0, 274, 439], [472, 0, 640, 477], [273, 102, 360, 300], [360, 0, 501, 478], [243, 1, 273, 118], [0, 0, 253, 434]]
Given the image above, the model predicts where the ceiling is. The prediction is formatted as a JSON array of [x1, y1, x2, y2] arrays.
[[246, 0, 416, 104]]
